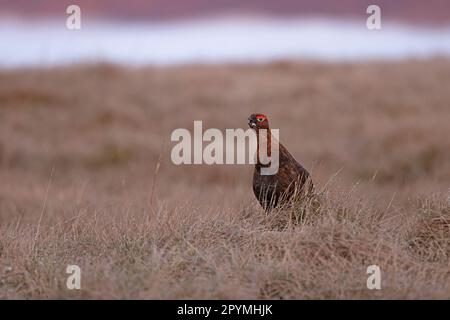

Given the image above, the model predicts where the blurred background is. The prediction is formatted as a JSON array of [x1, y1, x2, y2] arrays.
[[1, 0, 450, 67], [1, 0, 450, 205]]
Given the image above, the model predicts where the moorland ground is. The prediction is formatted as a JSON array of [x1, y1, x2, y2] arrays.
[[0, 59, 449, 298]]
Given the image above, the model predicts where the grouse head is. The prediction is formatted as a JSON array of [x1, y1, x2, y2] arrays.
[[248, 113, 269, 131]]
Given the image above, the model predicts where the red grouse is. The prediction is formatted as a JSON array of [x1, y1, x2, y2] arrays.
[[248, 113, 313, 210]]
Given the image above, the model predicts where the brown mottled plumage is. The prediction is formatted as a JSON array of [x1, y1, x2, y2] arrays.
[[248, 113, 313, 210]]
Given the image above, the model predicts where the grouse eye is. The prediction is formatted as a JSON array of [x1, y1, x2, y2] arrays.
[[257, 117, 265, 122]]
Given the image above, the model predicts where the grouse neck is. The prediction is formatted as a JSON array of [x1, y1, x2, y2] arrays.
[[256, 127, 272, 163]]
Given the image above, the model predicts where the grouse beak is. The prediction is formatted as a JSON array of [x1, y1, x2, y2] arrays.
[[248, 117, 257, 129]]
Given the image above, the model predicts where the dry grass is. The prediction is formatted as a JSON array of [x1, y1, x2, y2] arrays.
[[0, 59, 450, 299]]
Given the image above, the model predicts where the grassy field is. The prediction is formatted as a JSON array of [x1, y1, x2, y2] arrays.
[[0, 59, 449, 299]]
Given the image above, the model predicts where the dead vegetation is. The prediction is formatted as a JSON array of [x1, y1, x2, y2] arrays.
[[0, 59, 449, 298]]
